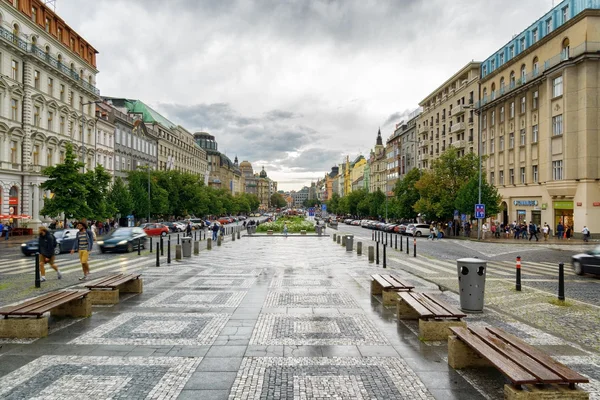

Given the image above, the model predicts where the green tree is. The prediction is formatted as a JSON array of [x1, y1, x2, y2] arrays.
[[346, 189, 367, 217], [393, 168, 422, 220], [369, 190, 386, 218], [270, 192, 287, 208], [107, 177, 133, 217], [40, 143, 91, 222], [326, 193, 340, 214], [84, 165, 114, 220], [454, 176, 502, 218]]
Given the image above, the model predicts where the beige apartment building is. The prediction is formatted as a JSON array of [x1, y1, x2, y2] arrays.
[[417, 62, 481, 169], [368, 129, 386, 194], [478, 3, 600, 235]]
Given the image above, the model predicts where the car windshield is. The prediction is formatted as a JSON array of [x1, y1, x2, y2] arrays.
[[111, 229, 133, 237], [53, 231, 65, 239], [590, 246, 600, 255]]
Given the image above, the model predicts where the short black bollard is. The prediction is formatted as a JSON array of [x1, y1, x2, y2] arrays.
[[372, 231, 374, 241], [400, 234, 403, 251], [177, 233, 180, 245], [376, 241, 380, 265], [160, 236, 164, 256], [35, 252, 41, 288], [167, 237, 171, 264], [156, 242, 160, 267], [383, 244, 387, 268], [413, 238, 416, 257], [395, 234, 397, 250], [194, 231, 197, 241], [138, 238, 141, 255], [150, 237, 153, 253], [558, 262, 565, 301], [516, 256, 522, 291], [406, 237, 409, 254]]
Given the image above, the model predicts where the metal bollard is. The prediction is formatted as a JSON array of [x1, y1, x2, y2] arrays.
[[177, 233, 180, 245], [333, 233, 337, 242], [35, 252, 41, 288], [161, 236, 164, 256], [383, 244, 387, 268], [376, 241, 379, 265], [395, 234, 397, 250], [194, 240, 200, 255], [337, 235, 341, 244], [516, 256, 522, 291], [413, 238, 416, 257], [156, 243, 160, 266], [372, 231, 374, 241], [175, 244, 182, 260], [400, 234, 403, 251], [207, 238, 212, 250], [357, 242, 362, 255], [150, 237, 153, 253], [237, 231, 241, 239], [368, 246, 374, 263], [406, 237, 409, 254], [167, 237, 171, 264], [558, 262, 565, 301], [194, 231, 197, 241], [341, 235, 346, 246], [217, 236, 222, 246], [232, 232, 236, 241], [138, 238, 141, 255]]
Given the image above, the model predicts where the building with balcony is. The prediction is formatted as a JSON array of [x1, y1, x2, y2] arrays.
[[94, 104, 115, 177], [477, 0, 600, 235], [417, 62, 480, 169], [193, 132, 243, 194], [324, 165, 338, 201], [0, 0, 101, 228], [292, 186, 309, 207]]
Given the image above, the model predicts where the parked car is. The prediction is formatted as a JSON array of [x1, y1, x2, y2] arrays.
[[141, 223, 169, 237], [20, 229, 79, 256], [162, 222, 182, 233], [571, 246, 600, 276], [394, 224, 407, 234], [407, 223, 436, 237], [97, 227, 147, 253]]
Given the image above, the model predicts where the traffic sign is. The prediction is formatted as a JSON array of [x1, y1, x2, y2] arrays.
[[475, 204, 485, 219], [321, 204, 327, 211]]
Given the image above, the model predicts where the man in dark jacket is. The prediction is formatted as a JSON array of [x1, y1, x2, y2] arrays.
[[38, 226, 61, 281], [185, 222, 192, 237], [212, 222, 219, 241], [528, 222, 539, 241]]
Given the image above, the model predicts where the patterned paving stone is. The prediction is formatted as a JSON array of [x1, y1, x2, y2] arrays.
[[250, 314, 389, 345], [228, 357, 434, 399], [270, 276, 336, 288], [198, 268, 262, 276], [0, 355, 200, 399], [176, 277, 256, 289], [70, 313, 229, 346], [140, 266, 198, 276], [139, 290, 247, 308], [264, 290, 359, 308]]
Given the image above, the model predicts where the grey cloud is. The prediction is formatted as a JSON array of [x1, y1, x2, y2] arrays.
[[280, 148, 344, 172], [264, 110, 300, 121], [383, 109, 415, 127]]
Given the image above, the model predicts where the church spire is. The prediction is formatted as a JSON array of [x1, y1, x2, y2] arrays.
[[376, 127, 383, 146]]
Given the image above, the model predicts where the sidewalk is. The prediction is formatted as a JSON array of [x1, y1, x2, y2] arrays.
[[0, 233, 597, 399]]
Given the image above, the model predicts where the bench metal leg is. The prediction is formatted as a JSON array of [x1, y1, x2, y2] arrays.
[[0, 317, 48, 338]]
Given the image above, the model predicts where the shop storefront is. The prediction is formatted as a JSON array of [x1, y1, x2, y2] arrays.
[[512, 199, 541, 225], [554, 200, 574, 231]]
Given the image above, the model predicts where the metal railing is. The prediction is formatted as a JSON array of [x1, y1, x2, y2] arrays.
[[450, 122, 466, 134]]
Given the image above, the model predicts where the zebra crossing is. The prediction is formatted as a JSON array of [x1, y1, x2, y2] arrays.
[[389, 255, 574, 278], [0, 255, 154, 276]]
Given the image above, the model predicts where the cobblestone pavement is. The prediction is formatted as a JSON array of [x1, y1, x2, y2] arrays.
[[0, 232, 598, 399]]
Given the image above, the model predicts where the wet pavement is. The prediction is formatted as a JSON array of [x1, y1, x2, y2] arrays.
[[0, 232, 597, 399]]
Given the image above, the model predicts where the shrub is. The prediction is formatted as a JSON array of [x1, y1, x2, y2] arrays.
[[256, 216, 315, 233]]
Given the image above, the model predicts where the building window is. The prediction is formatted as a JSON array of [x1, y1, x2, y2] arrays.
[[509, 45, 514, 58], [510, 101, 515, 118], [499, 170, 504, 185], [79, 96, 83, 109], [520, 96, 526, 114], [490, 138, 495, 152], [520, 167, 526, 183], [47, 148, 53, 166], [70, 37, 74, 50], [532, 165, 538, 183], [59, 115, 65, 134], [509, 168, 515, 185], [509, 132, 515, 149], [59, 84, 65, 101], [491, 59, 495, 71], [482, 141, 486, 155], [45, 17, 50, 32], [31, 6, 37, 23], [34, 70, 40, 89], [482, 65, 487, 76], [48, 111, 53, 130], [532, 28, 538, 43], [11, 141, 18, 163], [33, 145, 39, 165], [57, 27, 62, 42], [491, 110, 495, 126], [11, 99, 18, 120], [552, 115, 563, 135], [11, 60, 18, 81], [532, 125, 538, 143], [500, 106, 505, 122], [482, 114, 487, 128], [520, 37, 525, 52], [552, 160, 563, 180], [533, 58, 539, 76], [532, 90, 538, 109], [499, 53, 504, 64], [59, 150, 65, 163], [553, 76, 563, 97], [510, 71, 516, 87], [562, 5, 569, 23], [546, 18, 552, 34], [47, 77, 53, 95], [490, 171, 495, 185], [34, 106, 40, 126]]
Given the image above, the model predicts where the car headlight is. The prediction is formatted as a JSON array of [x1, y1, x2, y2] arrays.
[[97, 241, 104, 245], [117, 240, 128, 245], [21, 243, 26, 247]]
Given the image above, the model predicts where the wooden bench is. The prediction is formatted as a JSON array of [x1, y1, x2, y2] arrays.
[[448, 326, 589, 400], [370, 274, 414, 306], [85, 273, 143, 305], [397, 292, 466, 340], [0, 290, 91, 338]]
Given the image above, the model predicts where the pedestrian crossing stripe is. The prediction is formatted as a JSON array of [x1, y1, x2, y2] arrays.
[[0, 256, 151, 275]]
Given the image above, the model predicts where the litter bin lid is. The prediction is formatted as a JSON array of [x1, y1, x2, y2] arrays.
[[457, 258, 485, 264]]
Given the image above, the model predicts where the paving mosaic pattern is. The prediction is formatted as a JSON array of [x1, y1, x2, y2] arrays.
[[197, 268, 262, 276], [176, 276, 256, 289], [228, 357, 434, 400], [263, 290, 359, 308], [0, 355, 200, 399], [70, 312, 229, 346], [270, 276, 337, 288], [139, 290, 247, 308], [139, 266, 198, 276], [251, 314, 389, 345]]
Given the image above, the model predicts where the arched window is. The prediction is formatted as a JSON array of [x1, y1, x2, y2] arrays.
[[509, 71, 516, 88], [491, 83, 496, 100], [562, 38, 570, 59], [70, 62, 75, 71], [31, 36, 36, 45], [88, 76, 92, 84], [13, 23, 19, 36], [482, 87, 488, 102], [500, 77, 505, 93], [532, 57, 539, 76], [79, 69, 83, 79], [9, 186, 18, 198], [520, 64, 526, 83], [45, 45, 50, 54]]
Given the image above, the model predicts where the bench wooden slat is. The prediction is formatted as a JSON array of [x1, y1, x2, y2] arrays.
[[450, 326, 539, 385], [422, 293, 466, 318], [382, 275, 414, 290], [399, 292, 434, 317], [0, 291, 88, 317], [85, 274, 141, 289], [487, 327, 589, 384], [470, 326, 564, 383], [418, 294, 465, 319], [372, 274, 393, 289]]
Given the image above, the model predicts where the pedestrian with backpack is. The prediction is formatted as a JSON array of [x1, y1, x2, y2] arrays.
[[38, 226, 62, 281]]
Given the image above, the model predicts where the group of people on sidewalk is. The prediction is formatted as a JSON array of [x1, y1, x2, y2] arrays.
[[479, 220, 591, 242]]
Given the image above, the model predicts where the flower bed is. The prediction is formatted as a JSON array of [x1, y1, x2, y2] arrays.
[[256, 216, 315, 233]]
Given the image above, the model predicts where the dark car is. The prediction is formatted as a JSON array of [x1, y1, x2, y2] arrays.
[[571, 245, 600, 276], [21, 229, 79, 256], [97, 227, 147, 253]]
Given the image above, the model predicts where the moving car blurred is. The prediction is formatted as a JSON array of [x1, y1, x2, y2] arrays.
[[141, 223, 169, 236], [21, 229, 79, 256], [97, 227, 147, 253], [571, 246, 600, 276]]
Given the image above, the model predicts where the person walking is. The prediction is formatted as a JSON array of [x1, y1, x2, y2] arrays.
[[185, 222, 192, 237], [71, 222, 94, 280], [482, 222, 488, 239], [433, 225, 440, 241], [283, 223, 289, 237], [3, 223, 9, 240], [528, 222, 539, 241], [566, 225, 572, 240], [428, 224, 434, 240], [38, 226, 62, 281], [542, 223, 549, 241], [557, 222, 564, 240], [491, 223, 497, 238], [212, 222, 219, 241], [582, 226, 590, 242]]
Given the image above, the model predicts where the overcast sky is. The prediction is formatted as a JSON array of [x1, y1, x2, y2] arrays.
[[57, 0, 551, 191]]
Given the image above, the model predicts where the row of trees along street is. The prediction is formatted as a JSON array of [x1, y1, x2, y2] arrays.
[[325, 147, 502, 221], [40, 143, 262, 223]]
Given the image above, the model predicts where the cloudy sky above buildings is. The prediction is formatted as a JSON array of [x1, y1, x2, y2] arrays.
[[58, 0, 551, 190]]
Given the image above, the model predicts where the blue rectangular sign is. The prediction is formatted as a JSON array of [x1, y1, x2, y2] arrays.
[[321, 204, 327, 211], [475, 204, 485, 219]]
